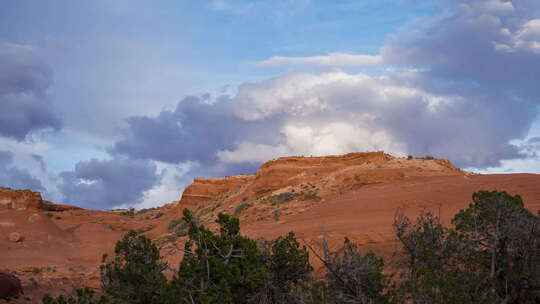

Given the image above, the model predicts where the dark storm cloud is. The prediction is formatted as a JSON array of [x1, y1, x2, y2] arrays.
[[59, 157, 162, 210], [0, 43, 61, 140], [0, 150, 45, 191], [111, 95, 282, 168]]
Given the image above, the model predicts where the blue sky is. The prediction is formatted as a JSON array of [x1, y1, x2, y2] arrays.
[[1, 0, 539, 209]]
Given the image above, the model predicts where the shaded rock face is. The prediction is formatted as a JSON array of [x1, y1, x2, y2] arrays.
[[41, 200, 82, 212], [0, 187, 43, 211], [0, 270, 22, 299]]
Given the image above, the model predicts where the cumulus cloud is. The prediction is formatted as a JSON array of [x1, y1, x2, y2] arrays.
[[15, 0, 533, 210], [107, 0, 540, 179], [59, 157, 162, 210], [0, 150, 45, 191], [111, 68, 533, 173], [382, 0, 540, 100], [0, 43, 61, 140], [111, 95, 283, 168], [231, 71, 533, 167]]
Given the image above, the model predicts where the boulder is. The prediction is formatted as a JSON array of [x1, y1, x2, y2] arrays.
[[8, 232, 21, 243], [28, 214, 41, 223], [0, 270, 22, 299]]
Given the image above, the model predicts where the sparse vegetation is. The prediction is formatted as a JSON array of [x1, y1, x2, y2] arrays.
[[30, 266, 56, 275], [46, 191, 540, 304], [45, 212, 53, 218], [234, 202, 253, 215], [43, 287, 112, 304], [268, 192, 295, 205], [167, 218, 188, 237], [296, 190, 321, 201], [273, 209, 282, 221], [121, 208, 135, 217]]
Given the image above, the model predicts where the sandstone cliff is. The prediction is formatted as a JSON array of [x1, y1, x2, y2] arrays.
[[0, 187, 43, 211], [178, 152, 464, 210]]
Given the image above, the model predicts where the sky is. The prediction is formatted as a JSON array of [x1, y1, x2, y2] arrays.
[[1, 0, 539, 210]]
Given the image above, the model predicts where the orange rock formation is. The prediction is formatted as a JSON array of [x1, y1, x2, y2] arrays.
[[1, 152, 540, 303]]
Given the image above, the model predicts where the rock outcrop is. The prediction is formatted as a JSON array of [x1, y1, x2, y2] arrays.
[[8, 232, 21, 243], [0, 270, 22, 299], [178, 152, 464, 208], [180, 175, 255, 207], [42, 200, 82, 212], [0, 187, 43, 211]]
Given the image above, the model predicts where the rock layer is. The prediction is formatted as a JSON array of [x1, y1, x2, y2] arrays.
[[178, 152, 464, 208], [0, 187, 43, 211]]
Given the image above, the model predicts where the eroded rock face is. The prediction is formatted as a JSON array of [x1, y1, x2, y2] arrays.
[[180, 175, 256, 206], [0, 187, 43, 211], [0, 270, 22, 299], [178, 152, 464, 208]]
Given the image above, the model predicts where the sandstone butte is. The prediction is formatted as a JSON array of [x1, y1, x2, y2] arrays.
[[1, 152, 540, 302]]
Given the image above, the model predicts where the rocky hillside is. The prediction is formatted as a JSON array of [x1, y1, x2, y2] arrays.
[[171, 152, 465, 227], [2, 152, 540, 303]]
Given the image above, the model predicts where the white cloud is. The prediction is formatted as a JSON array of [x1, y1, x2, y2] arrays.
[[212, 69, 528, 168], [282, 122, 405, 158], [258, 52, 383, 67], [217, 142, 292, 164]]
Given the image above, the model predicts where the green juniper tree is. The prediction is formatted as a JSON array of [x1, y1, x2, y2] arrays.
[[164, 209, 267, 304], [100, 230, 168, 304]]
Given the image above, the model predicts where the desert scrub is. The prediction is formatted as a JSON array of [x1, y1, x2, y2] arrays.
[[273, 209, 282, 221], [234, 202, 253, 215], [267, 192, 295, 206], [153, 233, 177, 247], [45, 212, 53, 218], [121, 208, 135, 217], [134, 225, 155, 234], [168, 218, 188, 237], [297, 190, 321, 201]]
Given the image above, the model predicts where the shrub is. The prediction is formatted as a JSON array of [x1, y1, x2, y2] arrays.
[[235, 202, 253, 215], [297, 191, 321, 201], [100, 230, 167, 304], [167, 218, 188, 237], [394, 191, 540, 303], [42, 287, 112, 304], [273, 210, 282, 221], [165, 210, 267, 304], [312, 238, 391, 304], [269, 192, 295, 206], [250, 232, 313, 303], [121, 208, 135, 217]]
